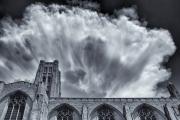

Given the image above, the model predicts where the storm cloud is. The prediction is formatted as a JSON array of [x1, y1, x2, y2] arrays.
[[0, 4, 176, 97]]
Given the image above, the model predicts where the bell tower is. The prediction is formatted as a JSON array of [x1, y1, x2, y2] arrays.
[[34, 60, 61, 98]]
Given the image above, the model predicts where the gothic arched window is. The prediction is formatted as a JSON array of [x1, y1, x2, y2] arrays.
[[137, 106, 156, 120], [97, 105, 115, 120], [4, 92, 27, 120], [57, 105, 73, 120]]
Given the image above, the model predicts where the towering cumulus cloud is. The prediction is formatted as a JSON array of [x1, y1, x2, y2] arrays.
[[0, 4, 176, 97]]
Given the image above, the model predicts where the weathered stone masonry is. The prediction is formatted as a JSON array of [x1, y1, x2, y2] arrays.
[[0, 60, 180, 120]]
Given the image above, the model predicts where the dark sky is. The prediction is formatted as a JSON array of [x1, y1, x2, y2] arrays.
[[134, 0, 180, 91], [100, 0, 180, 92], [0, 0, 180, 95]]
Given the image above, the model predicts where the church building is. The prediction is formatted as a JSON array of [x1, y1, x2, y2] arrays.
[[0, 60, 179, 120]]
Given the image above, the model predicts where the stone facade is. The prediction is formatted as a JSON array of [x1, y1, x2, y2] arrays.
[[0, 60, 180, 120]]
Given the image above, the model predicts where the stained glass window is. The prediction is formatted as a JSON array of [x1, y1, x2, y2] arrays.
[[97, 105, 114, 120], [57, 105, 73, 120], [137, 106, 156, 120], [4, 92, 27, 120]]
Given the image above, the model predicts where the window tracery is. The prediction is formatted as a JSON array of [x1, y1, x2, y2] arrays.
[[4, 92, 27, 120], [97, 105, 115, 120], [57, 105, 73, 120], [137, 106, 156, 120]]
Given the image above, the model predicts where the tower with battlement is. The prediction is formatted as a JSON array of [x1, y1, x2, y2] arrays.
[[0, 60, 179, 120], [34, 60, 61, 98]]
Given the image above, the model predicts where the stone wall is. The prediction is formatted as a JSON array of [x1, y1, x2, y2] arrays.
[[0, 82, 179, 120], [0, 81, 36, 120], [0, 59, 179, 120], [48, 97, 180, 120]]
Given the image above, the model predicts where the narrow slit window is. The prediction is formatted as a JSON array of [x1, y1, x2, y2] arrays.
[[46, 76, 52, 97], [44, 67, 48, 73], [49, 67, 53, 73], [43, 76, 46, 83]]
